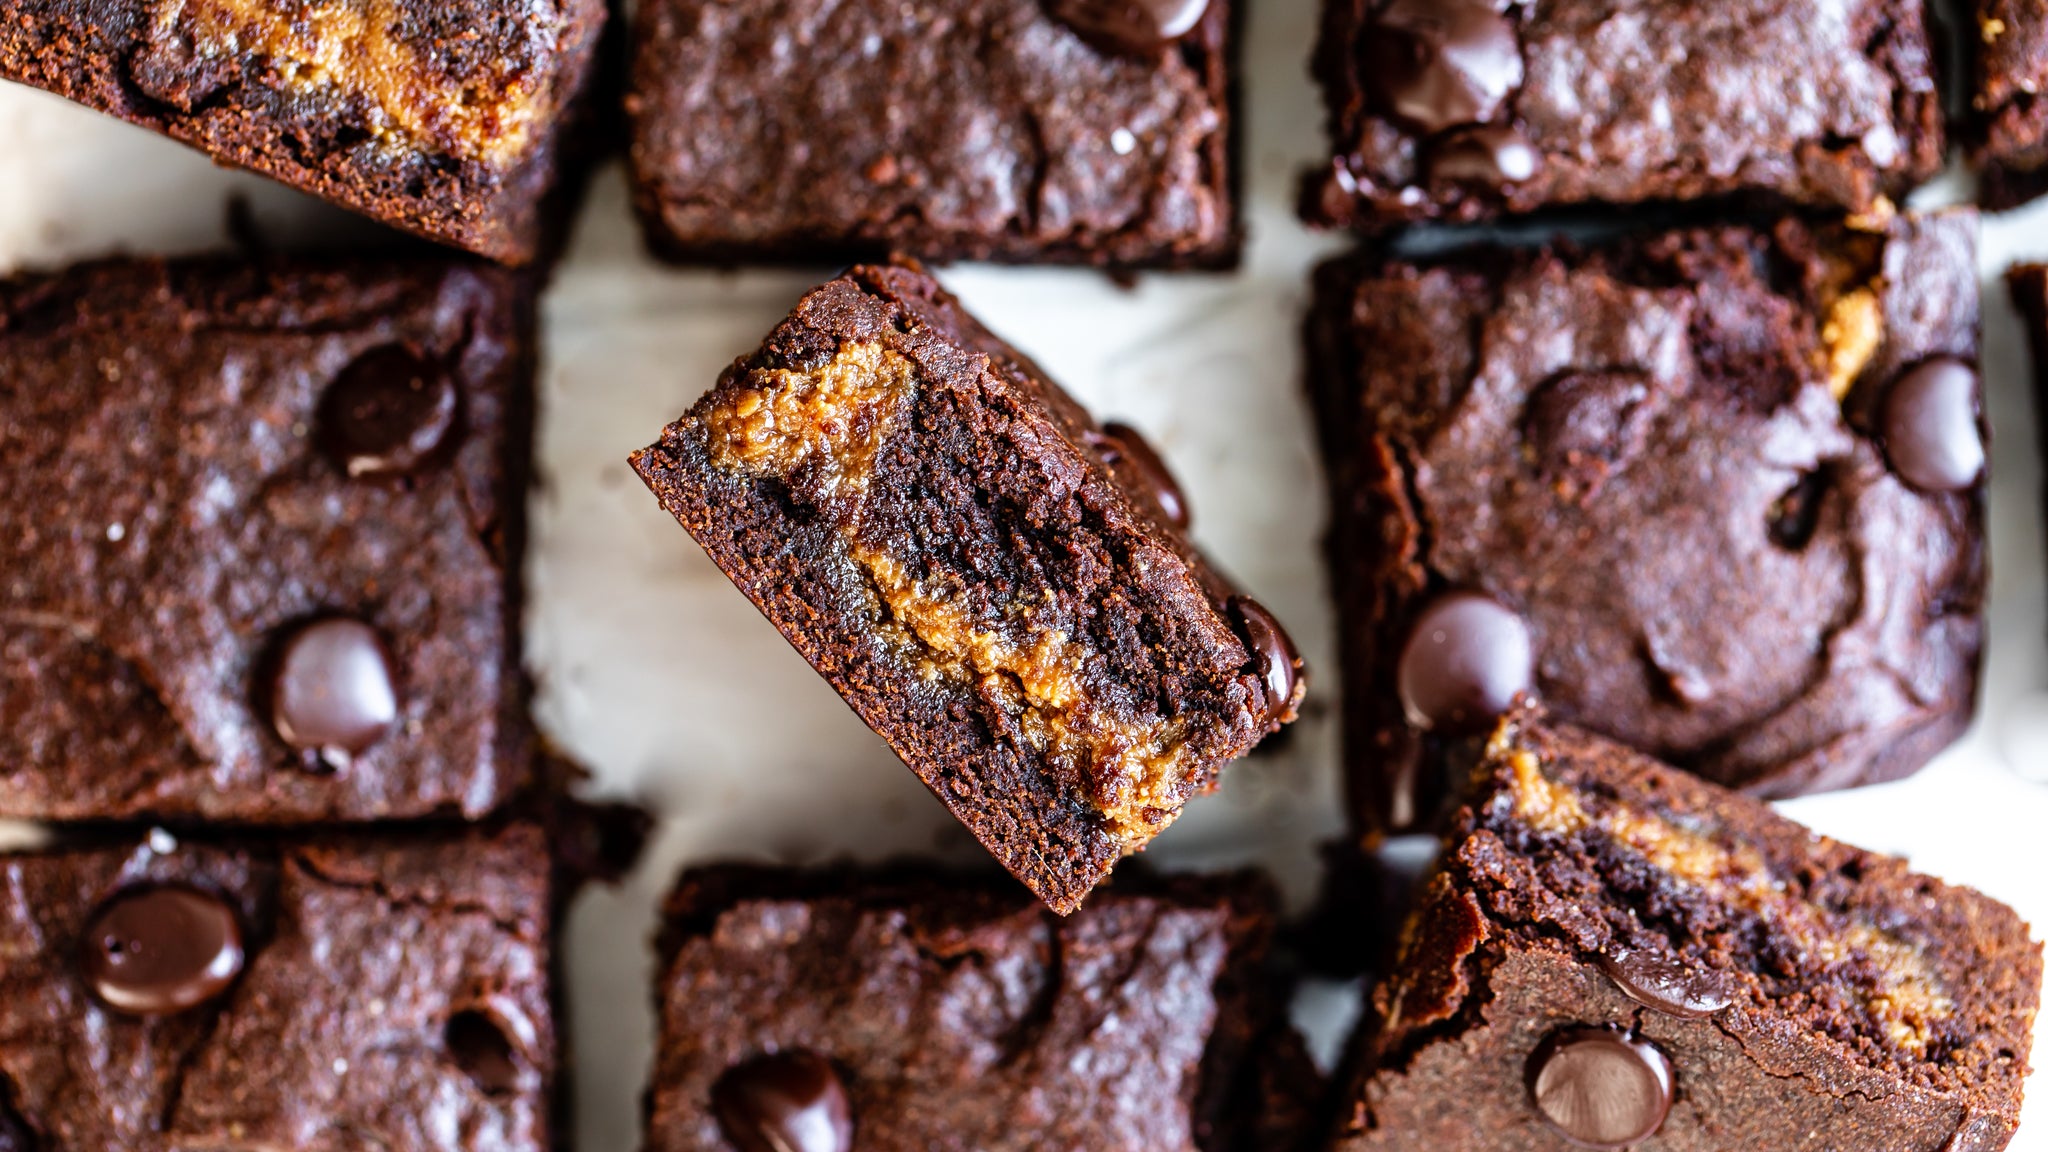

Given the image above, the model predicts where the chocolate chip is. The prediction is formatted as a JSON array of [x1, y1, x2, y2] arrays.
[[320, 345, 459, 479], [1522, 371, 1652, 496], [1528, 1027, 1674, 1149], [1229, 596, 1303, 722], [269, 618, 400, 770], [1093, 422, 1190, 529], [447, 1010, 522, 1096], [1598, 948, 1735, 1020], [1880, 358, 1984, 494], [713, 1051, 853, 1152], [1397, 592, 1533, 733], [1366, 0, 1523, 136], [1428, 125, 1541, 187], [129, 32, 233, 112], [1044, 0, 1210, 57], [82, 886, 244, 1015]]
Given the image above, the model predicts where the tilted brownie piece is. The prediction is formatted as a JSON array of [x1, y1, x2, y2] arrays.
[[631, 263, 1303, 913], [1307, 213, 1984, 835], [648, 864, 1289, 1152], [1302, 0, 1945, 231], [0, 823, 558, 1151], [625, 0, 1239, 269], [2010, 265, 2048, 606], [0, 0, 604, 263], [1329, 707, 2041, 1152], [0, 257, 535, 823], [1972, 1, 2048, 209]]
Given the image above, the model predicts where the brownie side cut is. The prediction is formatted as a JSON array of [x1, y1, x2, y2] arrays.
[[647, 864, 1281, 1152], [0, 256, 536, 824], [1329, 708, 2041, 1152], [630, 264, 1302, 913], [1303, 0, 1945, 230], [1309, 213, 1984, 834], [0, 0, 605, 263], [625, 0, 1240, 270], [0, 824, 557, 1152]]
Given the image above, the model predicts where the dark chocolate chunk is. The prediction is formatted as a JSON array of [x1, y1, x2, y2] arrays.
[[446, 1009, 522, 1095], [1428, 125, 1541, 187], [1880, 358, 1984, 494], [1597, 948, 1735, 1020], [321, 345, 460, 478], [269, 618, 401, 769], [82, 886, 245, 1015], [1527, 1026, 1673, 1149], [1230, 596, 1303, 721], [1366, 0, 1522, 136], [712, 1051, 854, 1152], [1043, 0, 1209, 57], [1396, 592, 1533, 733], [1096, 421, 1190, 529]]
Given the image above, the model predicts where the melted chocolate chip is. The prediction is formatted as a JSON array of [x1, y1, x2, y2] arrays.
[[713, 1051, 853, 1152], [1397, 592, 1533, 732], [1366, 0, 1524, 136], [320, 345, 459, 478], [1229, 596, 1303, 722], [1522, 371, 1652, 496], [269, 618, 400, 770], [1429, 124, 1541, 187], [1044, 0, 1210, 57], [447, 1010, 523, 1095], [1528, 1026, 1674, 1149], [1094, 422, 1191, 529], [1880, 358, 1984, 494], [1599, 948, 1735, 1020], [82, 886, 244, 1015]]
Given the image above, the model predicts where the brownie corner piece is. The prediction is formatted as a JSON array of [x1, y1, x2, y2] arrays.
[[1329, 707, 2041, 1152], [624, 0, 1240, 269], [649, 863, 1286, 1152], [0, 255, 537, 824], [629, 262, 1303, 912], [1304, 0, 1945, 230], [0, 0, 606, 263]]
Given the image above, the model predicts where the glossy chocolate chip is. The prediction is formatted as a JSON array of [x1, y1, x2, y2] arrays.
[[1397, 592, 1533, 732], [1229, 596, 1303, 721], [1095, 422, 1190, 529], [269, 618, 400, 769], [1881, 358, 1984, 493], [1428, 125, 1541, 187], [1367, 0, 1523, 135], [83, 886, 244, 1015], [447, 1010, 522, 1095], [321, 345, 459, 479], [1599, 948, 1735, 1020], [713, 1051, 853, 1152], [1528, 1027, 1674, 1149], [1044, 0, 1209, 57]]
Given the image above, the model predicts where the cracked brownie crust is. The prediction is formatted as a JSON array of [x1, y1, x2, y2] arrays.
[[0, 823, 558, 1152], [1330, 708, 2040, 1152], [631, 263, 1301, 914], [625, 0, 1240, 269], [1308, 213, 1984, 833], [0, 256, 536, 824], [0, 0, 606, 263]]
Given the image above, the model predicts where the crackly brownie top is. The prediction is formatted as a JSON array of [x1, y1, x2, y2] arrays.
[[1322, 214, 1982, 803], [1306, 0, 1943, 226], [627, 0, 1234, 262], [649, 866, 1273, 1152], [0, 824, 554, 1152], [0, 257, 533, 823]]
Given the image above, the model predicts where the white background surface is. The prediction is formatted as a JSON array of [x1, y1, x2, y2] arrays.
[[4, 0, 2048, 1146]]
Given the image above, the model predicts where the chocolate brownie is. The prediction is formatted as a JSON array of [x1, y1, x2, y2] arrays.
[[2008, 264, 2048, 610], [0, 256, 536, 824], [630, 262, 1303, 913], [1971, 1, 2048, 209], [1307, 212, 1984, 835], [1302, 0, 1946, 231], [0, 0, 605, 264], [648, 864, 1291, 1152], [0, 823, 559, 1151], [1329, 707, 2041, 1151], [625, 0, 1240, 269]]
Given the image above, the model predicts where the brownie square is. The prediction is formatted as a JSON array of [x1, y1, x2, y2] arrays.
[[1308, 213, 1984, 835], [0, 256, 536, 824], [1302, 0, 1946, 231], [0, 0, 605, 264], [1329, 707, 2040, 1152], [648, 864, 1284, 1152], [0, 823, 559, 1151], [630, 262, 1303, 913], [624, 0, 1240, 270]]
